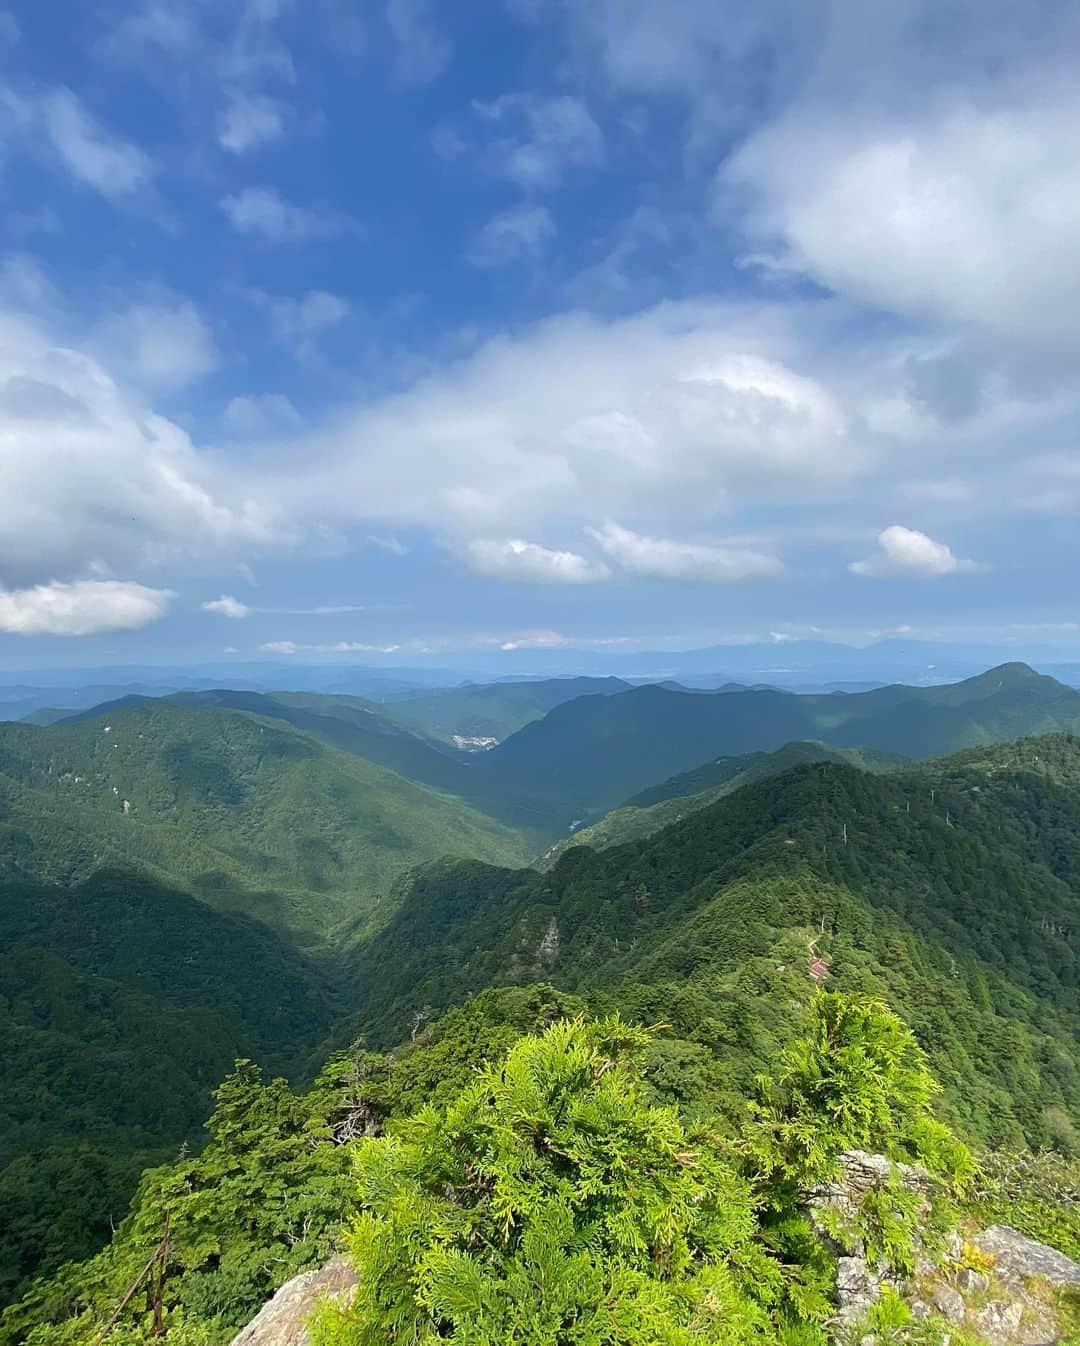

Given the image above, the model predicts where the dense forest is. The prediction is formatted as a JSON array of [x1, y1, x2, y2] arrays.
[[3, 988, 1076, 1346], [2, 685, 1079, 1337]]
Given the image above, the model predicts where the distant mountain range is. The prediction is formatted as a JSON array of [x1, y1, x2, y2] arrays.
[[4, 639, 1080, 724], [469, 662, 1080, 823]]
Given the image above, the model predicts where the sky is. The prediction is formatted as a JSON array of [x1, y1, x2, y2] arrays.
[[1, 0, 1079, 668]]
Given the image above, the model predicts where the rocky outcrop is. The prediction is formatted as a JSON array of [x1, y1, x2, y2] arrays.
[[809, 1153, 1079, 1345], [808, 1150, 932, 1325], [974, 1226, 1080, 1289], [228, 1256, 357, 1346]]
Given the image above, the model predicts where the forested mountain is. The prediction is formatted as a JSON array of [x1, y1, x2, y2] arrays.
[[376, 675, 632, 745], [471, 662, 1080, 822], [341, 736, 1080, 1151], [541, 740, 906, 861], [0, 868, 333, 1305], [0, 699, 527, 941], [3, 699, 1080, 1316]]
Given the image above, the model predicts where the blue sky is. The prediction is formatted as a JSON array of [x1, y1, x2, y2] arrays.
[[1, 0, 1079, 667]]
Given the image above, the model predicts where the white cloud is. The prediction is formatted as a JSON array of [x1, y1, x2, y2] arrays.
[[367, 535, 408, 555], [386, 0, 451, 86], [275, 301, 857, 537], [469, 205, 555, 267], [0, 579, 173, 635], [221, 187, 350, 243], [260, 639, 401, 655], [543, 0, 786, 99], [218, 93, 286, 153], [588, 521, 783, 582], [254, 289, 350, 345], [727, 93, 1080, 346], [497, 629, 570, 651], [224, 393, 302, 433], [850, 525, 983, 578], [40, 88, 154, 197], [0, 305, 276, 587], [93, 299, 219, 392], [101, 0, 295, 86], [464, 538, 610, 583], [0, 253, 57, 309], [472, 93, 603, 189], [201, 594, 252, 619]]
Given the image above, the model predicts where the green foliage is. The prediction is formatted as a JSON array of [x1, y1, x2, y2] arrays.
[[4, 716, 1080, 1314], [751, 994, 973, 1191], [314, 1015, 779, 1346], [2, 992, 1062, 1346], [541, 741, 905, 864], [0, 699, 529, 942], [341, 743, 1080, 1151], [0, 870, 334, 1306], [972, 1151, 1080, 1259], [1, 1062, 353, 1346]]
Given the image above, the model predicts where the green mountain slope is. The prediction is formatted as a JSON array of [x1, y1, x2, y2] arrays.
[[0, 868, 334, 1303], [472, 662, 1080, 823], [340, 735, 1080, 1149], [378, 675, 632, 745], [0, 699, 529, 941], [540, 740, 906, 862], [160, 690, 563, 841]]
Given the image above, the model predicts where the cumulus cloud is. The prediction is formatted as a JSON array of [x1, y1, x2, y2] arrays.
[[471, 93, 603, 189], [588, 521, 783, 582], [218, 93, 286, 153], [276, 301, 857, 538], [221, 187, 351, 243], [386, 0, 451, 86], [0, 305, 275, 588], [92, 299, 219, 392], [850, 525, 983, 578], [0, 579, 173, 635], [469, 205, 555, 267], [464, 538, 610, 583], [201, 594, 252, 619], [727, 94, 1080, 346]]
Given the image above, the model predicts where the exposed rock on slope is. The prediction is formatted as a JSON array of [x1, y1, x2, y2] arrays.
[[974, 1225, 1080, 1289], [228, 1256, 356, 1346], [808, 1152, 1080, 1344]]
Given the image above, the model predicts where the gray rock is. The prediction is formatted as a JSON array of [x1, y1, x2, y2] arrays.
[[956, 1267, 989, 1295], [969, 1292, 1044, 1346], [930, 1282, 966, 1322], [975, 1226, 1080, 1288], [835, 1256, 883, 1321], [229, 1256, 358, 1346]]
